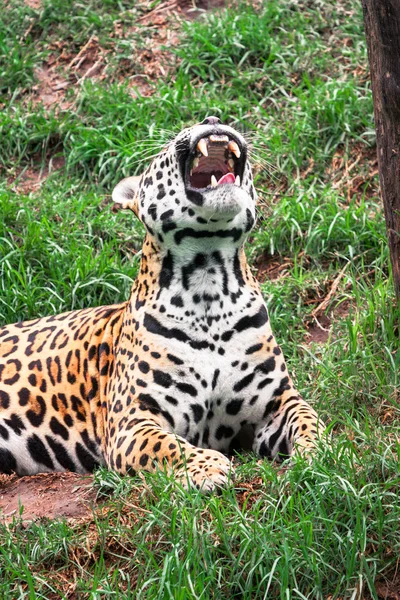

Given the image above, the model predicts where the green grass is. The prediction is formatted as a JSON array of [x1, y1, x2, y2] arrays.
[[0, 0, 399, 597], [2, 440, 399, 598]]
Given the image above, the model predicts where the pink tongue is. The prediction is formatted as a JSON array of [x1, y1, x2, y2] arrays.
[[217, 172, 235, 185]]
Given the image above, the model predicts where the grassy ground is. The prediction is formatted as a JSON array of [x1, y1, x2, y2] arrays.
[[0, 0, 399, 598]]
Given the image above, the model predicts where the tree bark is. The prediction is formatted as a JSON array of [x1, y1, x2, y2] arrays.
[[361, 0, 400, 299]]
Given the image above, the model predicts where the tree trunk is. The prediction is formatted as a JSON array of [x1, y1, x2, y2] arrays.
[[361, 0, 400, 299]]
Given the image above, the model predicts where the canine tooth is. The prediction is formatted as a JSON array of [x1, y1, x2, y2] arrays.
[[211, 175, 218, 187], [228, 140, 241, 158], [235, 175, 240, 186], [193, 157, 200, 168], [190, 169, 193, 176], [228, 158, 234, 170], [197, 138, 208, 157]]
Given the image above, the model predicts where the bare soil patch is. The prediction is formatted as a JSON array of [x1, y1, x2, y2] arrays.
[[33, 64, 69, 109], [255, 252, 295, 283], [10, 0, 233, 195], [30, 35, 109, 111], [305, 298, 353, 344], [373, 573, 400, 600], [0, 472, 97, 523], [178, 0, 228, 18], [24, 0, 41, 8], [25, 0, 231, 110], [8, 155, 65, 195], [254, 252, 353, 345], [26, 0, 229, 111], [305, 314, 332, 344]]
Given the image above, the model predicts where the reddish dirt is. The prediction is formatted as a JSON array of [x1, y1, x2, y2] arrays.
[[25, 0, 41, 8], [254, 250, 354, 345], [253, 246, 315, 283], [8, 0, 231, 196], [178, 0, 229, 18], [375, 574, 400, 600], [33, 64, 69, 109], [305, 299, 353, 344], [0, 472, 97, 522], [255, 252, 296, 282], [29, 35, 109, 111], [24, 0, 232, 109], [306, 314, 332, 344], [8, 155, 65, 195]]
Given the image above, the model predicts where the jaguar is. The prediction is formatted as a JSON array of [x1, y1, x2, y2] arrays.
[[0, 117, 324, 491]]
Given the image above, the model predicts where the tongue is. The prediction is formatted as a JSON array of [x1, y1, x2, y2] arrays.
[[217, 172, 235, 185]]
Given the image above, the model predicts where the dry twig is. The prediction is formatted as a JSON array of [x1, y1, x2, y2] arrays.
[[68, 35, 97, 69], [311, 264, 349, 318], [137, 0, 178, 22]]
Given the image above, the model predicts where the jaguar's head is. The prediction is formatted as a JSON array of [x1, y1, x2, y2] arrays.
[[112, 117, 257, 249]]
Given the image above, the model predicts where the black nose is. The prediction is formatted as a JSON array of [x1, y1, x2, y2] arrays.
[[201, 116, 221, 125]]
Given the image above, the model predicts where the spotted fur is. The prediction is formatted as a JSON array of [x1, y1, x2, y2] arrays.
[[0, 117, 324, 491]]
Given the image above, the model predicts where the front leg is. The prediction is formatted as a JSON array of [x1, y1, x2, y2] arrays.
[[107, 403, 233, 492], [253, 382, 325, 461]]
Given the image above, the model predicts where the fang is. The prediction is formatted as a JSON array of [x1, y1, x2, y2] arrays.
[[235, 175, 240, 186], [197, 139, 208, 157], [211, 175, 218, 187], [228, 140, 241, 158]]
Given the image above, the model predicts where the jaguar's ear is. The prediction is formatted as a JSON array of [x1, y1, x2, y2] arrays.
[[112, 176, 141, 215]]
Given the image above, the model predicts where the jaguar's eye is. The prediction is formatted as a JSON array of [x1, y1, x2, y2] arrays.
[[187, 135, 243, 190]]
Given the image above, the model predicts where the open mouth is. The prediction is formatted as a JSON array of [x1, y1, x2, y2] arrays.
[[186, 133, 245, 191]]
